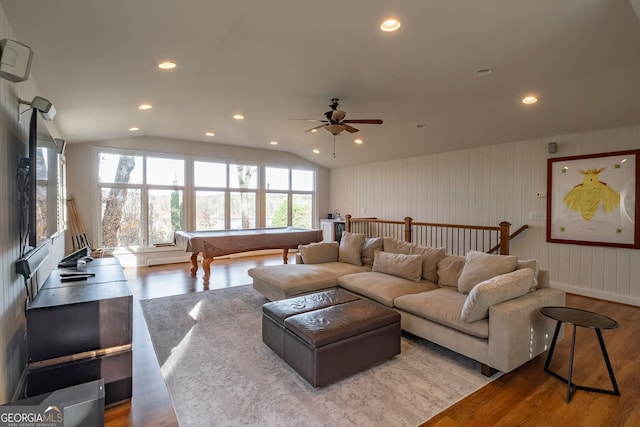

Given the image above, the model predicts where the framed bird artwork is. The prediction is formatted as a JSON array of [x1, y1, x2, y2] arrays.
[[547, 149, 640, 248]]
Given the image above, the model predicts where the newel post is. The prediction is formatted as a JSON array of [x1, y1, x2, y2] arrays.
[[345, 214, 352, 233], [404, 217, 413, 243], [499, 221, 511, 255]]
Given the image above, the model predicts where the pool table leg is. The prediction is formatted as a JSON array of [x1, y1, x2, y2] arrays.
[[202, 256, 213, 287], [189, 253, 199, 276], [282, 249, 289, 264]]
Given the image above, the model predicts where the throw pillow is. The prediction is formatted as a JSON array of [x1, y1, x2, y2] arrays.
[[361, 237, 384, 267], [338, 232, 366, 266], [457, 251, 518, 294], [436, 255, 466, 288], [372, 251, 423, 282], [298, 242, 339, 264], [410, 245, 446, 283], [382, 237, 414, 254], [460, 268, 534, 323], [516, 259, 539, 291]]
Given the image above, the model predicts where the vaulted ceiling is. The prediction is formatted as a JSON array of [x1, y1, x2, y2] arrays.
[[2, 0, 640, 168]]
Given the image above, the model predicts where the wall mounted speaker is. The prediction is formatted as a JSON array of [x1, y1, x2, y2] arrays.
[[0, 39, 33, 83]]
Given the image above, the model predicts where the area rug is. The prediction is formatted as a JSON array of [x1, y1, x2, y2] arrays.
[[140, 285, 499, 426]]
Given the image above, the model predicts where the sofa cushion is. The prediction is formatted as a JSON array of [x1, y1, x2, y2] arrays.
[[436, 255, 466, 288], [460, 268, 534, 323], [337, 271, 437, 307], [338, 232, 366, 266], [410, 246, 446, 283], [457, 251, 518, 294], [383, 237, 414, 254], [361, 237, 384, 267], [372, 251, 423, 282], [516, 259, 539, 291], [394, 288, 489, 338], [298, 242, 339, 264]]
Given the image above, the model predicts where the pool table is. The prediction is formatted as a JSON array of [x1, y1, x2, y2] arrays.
[[174, 227, 323, 286]]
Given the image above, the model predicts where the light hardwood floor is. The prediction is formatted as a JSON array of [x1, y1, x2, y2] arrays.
[[105, 254, 640, 427]]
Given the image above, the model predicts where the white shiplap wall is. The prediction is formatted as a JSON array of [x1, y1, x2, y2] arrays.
[[331, 125, 640, 306], [0, 4, 65, 403]]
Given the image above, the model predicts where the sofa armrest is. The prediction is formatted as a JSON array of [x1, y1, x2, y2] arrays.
[[296, 253, 304, 264], [488, 287, 565, 373]]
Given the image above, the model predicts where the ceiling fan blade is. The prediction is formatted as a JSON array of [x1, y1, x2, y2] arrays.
[[344, 124, 360, 133], [343, 119, 383, 124], [289, 118, 327, 122], [305, 124, 325, 132]]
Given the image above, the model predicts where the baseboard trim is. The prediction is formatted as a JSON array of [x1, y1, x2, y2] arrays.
[[552, 282, 640, 307]]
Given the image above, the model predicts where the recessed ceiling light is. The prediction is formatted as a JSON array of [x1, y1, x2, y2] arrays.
[[475, 68, 493, 76], [233, 114, 244, 120], [158, 61, 176, 70], [311, 129, 317, 133], [205, 132, 215, 137], [354, 139, 363, 144], [138, 104, 152, 110], [312, 149, 320, 154], [270, 141, 278, 145], [416, 124, 427, 129], [128, 127, 139, 132], [522, 96, 538, 104], [381, 18, 401, 32]]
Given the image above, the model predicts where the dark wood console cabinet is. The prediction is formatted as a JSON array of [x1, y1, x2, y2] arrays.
[[25, 258, 132, 406]]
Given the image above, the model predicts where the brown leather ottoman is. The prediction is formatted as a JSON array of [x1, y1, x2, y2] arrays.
[[262, 289, 401, 387], [262, 289, 360, 358]]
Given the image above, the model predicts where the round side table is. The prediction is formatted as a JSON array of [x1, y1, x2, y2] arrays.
[[540, 306, 620, 403]]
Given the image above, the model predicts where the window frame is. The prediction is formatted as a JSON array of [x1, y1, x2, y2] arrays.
[[95, 147, 317, 249]]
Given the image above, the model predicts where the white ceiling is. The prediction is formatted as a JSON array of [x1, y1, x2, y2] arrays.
[[2, 0, 640, 169]]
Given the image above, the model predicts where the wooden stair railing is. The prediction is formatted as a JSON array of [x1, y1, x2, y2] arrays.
[[345, 215, 526, 256]]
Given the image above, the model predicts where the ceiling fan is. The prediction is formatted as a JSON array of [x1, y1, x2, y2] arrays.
[[293, 98, 383, 135]]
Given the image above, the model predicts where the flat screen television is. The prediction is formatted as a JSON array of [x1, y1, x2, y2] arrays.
[[27, 108, 61, 249], [28, 107, 37, 247]]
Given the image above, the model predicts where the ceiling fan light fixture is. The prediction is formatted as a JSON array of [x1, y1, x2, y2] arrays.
[[381, 18, 401, 32], [325, 124, 346, 135]]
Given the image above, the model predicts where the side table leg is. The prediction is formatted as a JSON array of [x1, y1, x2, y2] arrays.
[[544, 321, 562, 371], [596, 329, 621, 396], [566, 325, 578, 403]]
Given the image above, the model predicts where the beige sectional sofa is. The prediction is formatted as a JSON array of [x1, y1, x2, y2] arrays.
[[248, 233, 566, 374]]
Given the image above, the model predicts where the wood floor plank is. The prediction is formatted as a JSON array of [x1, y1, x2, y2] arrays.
[[104, 255, 640, 426]]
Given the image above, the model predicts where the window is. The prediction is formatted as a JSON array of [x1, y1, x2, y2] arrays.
[[265, 167, 315, 228], [194, 162, 258, 229], [96, 149, 316, 248], [98, 151, 185, 247]]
